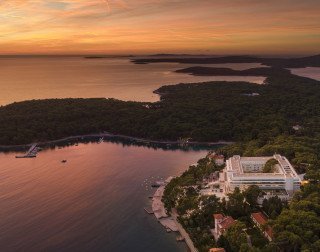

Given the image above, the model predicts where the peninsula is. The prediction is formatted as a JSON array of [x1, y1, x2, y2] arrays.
[[0, 69, 319, 147]]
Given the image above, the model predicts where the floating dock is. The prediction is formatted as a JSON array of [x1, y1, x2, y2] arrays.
[[15, 143, 38, 158]]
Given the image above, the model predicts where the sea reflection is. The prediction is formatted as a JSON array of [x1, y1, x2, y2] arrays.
[[0, 140, 210, 252]]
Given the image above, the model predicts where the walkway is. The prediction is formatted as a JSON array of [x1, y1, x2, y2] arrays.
[[172, 209, 198, 252]]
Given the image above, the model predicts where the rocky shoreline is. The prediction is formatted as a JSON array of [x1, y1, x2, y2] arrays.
[[0, 132, 233, 152]]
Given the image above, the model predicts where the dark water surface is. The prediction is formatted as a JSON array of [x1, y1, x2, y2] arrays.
[[0, 141, 209, 252]]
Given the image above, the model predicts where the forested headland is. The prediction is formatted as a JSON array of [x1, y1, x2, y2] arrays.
[[0, 70, 320, 147]]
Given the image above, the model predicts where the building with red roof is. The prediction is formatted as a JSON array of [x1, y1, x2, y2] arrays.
[[209, 248, 226, 252], [213, 213, 236, 240], [251, 212, 273, 241]]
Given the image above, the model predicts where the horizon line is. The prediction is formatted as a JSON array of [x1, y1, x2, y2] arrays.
[[0, 53, 317, 58]]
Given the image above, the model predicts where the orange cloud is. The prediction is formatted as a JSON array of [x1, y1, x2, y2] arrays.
[[0, 0, 319, 55]]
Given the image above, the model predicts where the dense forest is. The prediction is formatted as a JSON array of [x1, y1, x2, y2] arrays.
[[0, 70, 320, 146]]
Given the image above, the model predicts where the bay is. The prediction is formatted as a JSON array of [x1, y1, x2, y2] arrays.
[[0, 141, 210, 252], [0, 56, 265, 105]]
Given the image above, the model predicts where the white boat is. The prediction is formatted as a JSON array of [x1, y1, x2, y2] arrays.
[[151, 180, 165, 187]]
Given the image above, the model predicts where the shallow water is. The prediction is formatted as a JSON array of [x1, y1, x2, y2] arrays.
[[0, 141, 209, 252], [0, 57, 265, 105]]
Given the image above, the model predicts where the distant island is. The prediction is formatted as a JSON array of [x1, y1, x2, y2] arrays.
[[132, 54, 320, 68], [175, 66, 290, 77], [84, 55, 134, 59], [84, 56, 108, 59], [148, 54, 209, 57]]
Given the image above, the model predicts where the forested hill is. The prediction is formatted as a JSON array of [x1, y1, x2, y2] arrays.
[[0, 72, 320, 146], [132, 54, 320, 68]]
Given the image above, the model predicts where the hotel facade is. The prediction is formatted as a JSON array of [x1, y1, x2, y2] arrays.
[[221, 154, 301, 197]]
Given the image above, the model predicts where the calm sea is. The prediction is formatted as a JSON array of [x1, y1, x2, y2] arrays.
[[0, 141, 209, 252], [0, 56, 266, 105]]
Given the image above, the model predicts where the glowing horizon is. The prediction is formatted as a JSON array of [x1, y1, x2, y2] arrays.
[[0, 0, 319, 55]]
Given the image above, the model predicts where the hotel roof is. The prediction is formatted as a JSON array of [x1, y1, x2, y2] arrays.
[[227, 154, 300, 179]]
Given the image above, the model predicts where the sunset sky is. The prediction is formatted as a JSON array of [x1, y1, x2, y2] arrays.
[[0, 0, 319, 55]]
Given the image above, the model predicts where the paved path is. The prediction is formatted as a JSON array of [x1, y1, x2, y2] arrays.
[[172, 209, 198, 252], [247, 234, 253, 247]]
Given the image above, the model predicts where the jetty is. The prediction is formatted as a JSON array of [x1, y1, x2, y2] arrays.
[[15, 143, 38, 158], [147, 176, 198, 252], [149, 177, 180, 233]]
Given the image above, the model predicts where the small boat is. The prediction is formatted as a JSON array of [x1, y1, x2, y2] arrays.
[[151, 180, 165, 187], [61, 160, 67, 163], [15, 155, 36, 158], [176, 236, 185, 242]]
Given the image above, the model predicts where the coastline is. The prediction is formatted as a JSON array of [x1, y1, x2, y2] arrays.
[[151, 177, 198, 252], [0, 132, 234, 152]]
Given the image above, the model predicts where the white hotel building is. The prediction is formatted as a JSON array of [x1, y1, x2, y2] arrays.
[[221, 154, 301, 197]]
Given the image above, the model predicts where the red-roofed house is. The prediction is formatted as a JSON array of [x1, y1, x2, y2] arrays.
[[213, 213, 236, 240], [209, 248, 226, 252], [208, 152, 225, 166], [251, 212, 273, 241]]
